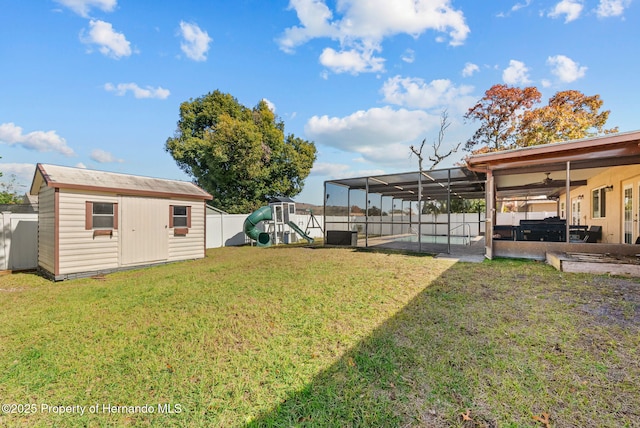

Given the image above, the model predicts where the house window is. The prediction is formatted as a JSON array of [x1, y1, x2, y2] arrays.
[[170, 205, 191, 235], [592, 187, 607, 219], [85, 201, 118, 232]]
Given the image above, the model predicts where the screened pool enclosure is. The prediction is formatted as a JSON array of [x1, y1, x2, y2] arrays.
[[323, 167, 487, 253]]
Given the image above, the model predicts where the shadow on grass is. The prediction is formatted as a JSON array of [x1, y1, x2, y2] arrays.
[[267, 244, 438, 258], [246, 257, 640, 427], [245, 262, 481, 428]]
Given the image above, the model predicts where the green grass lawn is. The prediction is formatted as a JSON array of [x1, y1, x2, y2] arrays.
[[1, 246, 638, 427]]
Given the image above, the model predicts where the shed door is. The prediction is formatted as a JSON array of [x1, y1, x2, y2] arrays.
[[120, 197, 168, 265]]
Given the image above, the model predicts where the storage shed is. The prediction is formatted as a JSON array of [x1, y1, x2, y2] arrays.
[[30, 163, 212, 280]]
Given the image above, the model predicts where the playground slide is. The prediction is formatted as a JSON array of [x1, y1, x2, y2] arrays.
[[243, 205, 273, 247], [287, 221, 314, 244]]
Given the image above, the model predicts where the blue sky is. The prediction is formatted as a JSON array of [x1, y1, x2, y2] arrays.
[[1, 0, 638, 205]]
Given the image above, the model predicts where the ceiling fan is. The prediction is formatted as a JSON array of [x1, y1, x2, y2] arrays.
[[541, 172, 554, 185], [497, 172, 588, 193]]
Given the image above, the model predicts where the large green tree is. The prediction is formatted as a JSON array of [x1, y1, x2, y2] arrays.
[[165, 90, 316, 213]]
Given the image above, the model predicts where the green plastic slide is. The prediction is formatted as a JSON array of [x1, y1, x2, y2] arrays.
[[243, 205, 273, 247], [287, 221, 314, 244]]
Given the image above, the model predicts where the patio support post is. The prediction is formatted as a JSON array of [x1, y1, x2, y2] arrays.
[[447, 168, 451, 254], [418, 171, 422, 252], [391, 196, 396, 235], [380, 194, 383, 237], [323, 181, 327, 243], [486, 170, 494, 259], [347, 188, 351, 234], [365, 177, 369, 248], [566, 161, 571, 243]]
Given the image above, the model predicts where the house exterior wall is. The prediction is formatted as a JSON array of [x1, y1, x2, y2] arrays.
[[565, 165, 640, 244], [37, 185, 55, 274], [525, 201, 556, 213]]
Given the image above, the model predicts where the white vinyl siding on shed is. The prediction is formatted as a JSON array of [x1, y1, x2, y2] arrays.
[[37, 185, 55, 274], [31, 164, 211, 279], [57, 190, 120, 275], [168, 201, 205, 261]]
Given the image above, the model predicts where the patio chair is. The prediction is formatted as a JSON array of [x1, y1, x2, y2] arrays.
[[583, 226, 602, 243]]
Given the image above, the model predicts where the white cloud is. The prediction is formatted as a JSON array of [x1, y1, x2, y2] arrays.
[[497, 0, 532, 17], [55, 0, 117, 17], [541, 79, 552, 88], [277, 0, 338, 53], [596, 0, 631, 17], [278, 0, 469, 74], [305, 106, 438, 164], [81, 20, 132, 59], [502, 59, 531, 85], [179, 21, 212, 62], [547, 55, 587, 82], [319, 47, 385, 74], [512, 0, 532, 12], [381, 76, 475, 112], [104, 82, 170, 99], [548, 0, 584, 22], [310, 162, 350, 177], [262, 98, 276, 112], [401, 49, 415, 64], [0, 163, 35, 183], [76, 162, 88, 169], [310, 163, 386, 178], [90, 149, 123, 163], [462, 62, 479, 77], [0, 123, 75, 156]]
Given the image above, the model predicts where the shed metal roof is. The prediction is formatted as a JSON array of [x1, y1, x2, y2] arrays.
[[30, 163, 212, 200]]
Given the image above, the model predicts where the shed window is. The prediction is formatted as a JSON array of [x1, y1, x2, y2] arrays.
[[85, 201, 118, 230], [592, 187, 607, 219], [170, 205, 191, 235]]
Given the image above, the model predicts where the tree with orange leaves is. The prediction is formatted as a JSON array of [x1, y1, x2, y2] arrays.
[[516, 90, 618, 147], [464, 85, 617, 154], [463, 84, 541, 152]]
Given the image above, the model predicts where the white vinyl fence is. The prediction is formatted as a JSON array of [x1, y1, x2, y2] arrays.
[[496, 211, 557, 226], [325, 212, 485, 237], [3, 209, 489, 269], [0, 211, 327, 269], [0, 211, 38, 271], [206, 213, 325, 248], [206, 214, 253, 248]]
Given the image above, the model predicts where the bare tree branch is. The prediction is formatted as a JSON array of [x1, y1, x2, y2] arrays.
[[409, 138, 426, 172]]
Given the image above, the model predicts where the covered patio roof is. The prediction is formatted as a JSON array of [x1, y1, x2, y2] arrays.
[[465, 129, 640, 260], [326, 166, 487, 202], [467, 129, 640, 199]]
